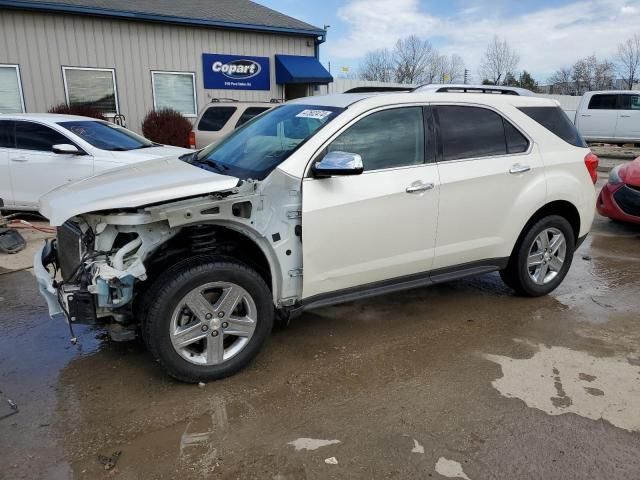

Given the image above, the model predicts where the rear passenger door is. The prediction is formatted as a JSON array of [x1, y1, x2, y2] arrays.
[[10, 121, 93, 208], [432, 104, 545, 270], [578, 93, 619, 141], [0, 120, 15, 207], [615, 93, 640, 141]]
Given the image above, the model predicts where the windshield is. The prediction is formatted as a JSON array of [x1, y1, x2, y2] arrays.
[[189, 104, 344, 180], [58, 121, 157, 151]]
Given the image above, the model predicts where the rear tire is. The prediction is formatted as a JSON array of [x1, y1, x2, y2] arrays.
[[143, 259, 273, 382], [500, 215, 575, 297]]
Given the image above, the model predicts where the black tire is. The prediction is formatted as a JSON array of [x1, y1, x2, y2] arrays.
[[143, 258, 273, 382], [500, 215, 575, 297]]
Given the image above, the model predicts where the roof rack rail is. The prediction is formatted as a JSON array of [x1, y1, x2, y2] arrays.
[[344, 86, 412, 94], [412, 83, 537, 96]]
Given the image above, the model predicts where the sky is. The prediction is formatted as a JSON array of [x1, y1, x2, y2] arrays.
[[255, 0, 640, 84]]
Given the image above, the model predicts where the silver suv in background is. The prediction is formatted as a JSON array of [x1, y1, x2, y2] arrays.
[[190, 99, 279, 149]]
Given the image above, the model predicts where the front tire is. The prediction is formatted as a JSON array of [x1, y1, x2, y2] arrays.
[[144, 259, 273, 382], [500, 215, 575, 297]]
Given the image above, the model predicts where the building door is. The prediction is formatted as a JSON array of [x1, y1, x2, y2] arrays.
[[284, 84, 309, 101]]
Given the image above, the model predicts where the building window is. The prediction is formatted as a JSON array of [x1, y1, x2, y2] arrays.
[[62, 67, 119, 115], [0, 64, 25, 113], [151, 71, 197, 117]]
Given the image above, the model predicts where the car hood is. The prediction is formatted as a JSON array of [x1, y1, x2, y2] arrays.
[[621, 157, 640, 187], [40, 157, 239, 225]]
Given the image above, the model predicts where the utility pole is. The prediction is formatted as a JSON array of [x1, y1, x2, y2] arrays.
[[463, 69, 469, 84]]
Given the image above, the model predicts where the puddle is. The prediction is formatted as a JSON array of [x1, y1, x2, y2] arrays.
[[287, 438, 341, 451], [435, 457, 471, 479], [485, 344, 640, 432]]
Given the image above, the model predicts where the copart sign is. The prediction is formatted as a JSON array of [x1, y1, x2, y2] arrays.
[[202, 54, 270, 90]]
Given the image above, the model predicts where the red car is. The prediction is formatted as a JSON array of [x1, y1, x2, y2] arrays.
[[597, 157, 640, 225]]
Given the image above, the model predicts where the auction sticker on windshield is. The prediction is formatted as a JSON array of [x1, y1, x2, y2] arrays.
[[296, 109, 334, 120]]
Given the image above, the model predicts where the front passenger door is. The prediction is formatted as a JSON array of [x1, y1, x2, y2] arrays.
[[302, 106, 440, 299], [9, 121, 94, 208]]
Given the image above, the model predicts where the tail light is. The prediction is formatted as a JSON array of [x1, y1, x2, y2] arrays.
[[584, 152, 599, 184], [188, 131, 196, 150]]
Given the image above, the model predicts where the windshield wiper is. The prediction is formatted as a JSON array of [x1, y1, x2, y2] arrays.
[[179, 152, 229, 174], [206, 160, 229, 173], [179, 151, 199, 162]]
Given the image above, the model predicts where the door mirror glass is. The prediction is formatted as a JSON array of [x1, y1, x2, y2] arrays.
[[52, 143, 82, 155], [312, 151, 363, 178]]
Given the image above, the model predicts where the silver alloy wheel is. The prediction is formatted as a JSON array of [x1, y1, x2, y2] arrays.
[[170, 281, 257, 366], [527, 227, 567, 285]]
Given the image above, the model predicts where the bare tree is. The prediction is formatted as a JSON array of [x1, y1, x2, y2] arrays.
[[478, 36, 520, 85], [393, 35, 433, 84], [424, 53, 446, 83], [593, 59, 615, 90], [616, 34, 640, 90], [548, 67, 574, 94], [572, 55, 614, 93], [359, 49, 395, 82], [441, 54, 465, 83]]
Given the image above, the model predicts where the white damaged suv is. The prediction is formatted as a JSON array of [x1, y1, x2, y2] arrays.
[[35, 92, 598, 382]]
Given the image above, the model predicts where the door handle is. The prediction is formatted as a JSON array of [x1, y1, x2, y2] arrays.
[[620, 114, 631, 118], [406, 181, 435, 193], [10, 156, 28, 162], [580, 114, 592, 117], [509, 163, 531, 174]]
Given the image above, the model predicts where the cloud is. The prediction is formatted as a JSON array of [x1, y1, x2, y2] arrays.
[[325, 0, 640, 82], [328, 0, 440, 57]]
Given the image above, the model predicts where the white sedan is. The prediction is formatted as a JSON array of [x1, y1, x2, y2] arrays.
[[0, 113, 190, 210]]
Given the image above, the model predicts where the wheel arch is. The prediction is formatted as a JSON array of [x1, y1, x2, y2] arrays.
[[142, 221, 283, 305], [510, 200, 581, 258]]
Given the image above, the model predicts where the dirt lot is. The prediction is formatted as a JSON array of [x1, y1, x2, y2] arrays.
[[1, 180, 639, 480]]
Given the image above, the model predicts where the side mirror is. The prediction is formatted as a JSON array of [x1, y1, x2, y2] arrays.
[[52, 144, 83, 155], [312, 151, 364, 178]]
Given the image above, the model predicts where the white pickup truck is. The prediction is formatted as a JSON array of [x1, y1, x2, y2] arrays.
[[571, 91, 640, 145]]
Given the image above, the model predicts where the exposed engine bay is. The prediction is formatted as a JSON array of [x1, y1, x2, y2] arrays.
[[38, 172, 303, 340]]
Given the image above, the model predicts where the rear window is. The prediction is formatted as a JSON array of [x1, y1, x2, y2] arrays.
[[198, 106, 237, 132], [518, 106, 587, 148], [236, 107, 271, 128]]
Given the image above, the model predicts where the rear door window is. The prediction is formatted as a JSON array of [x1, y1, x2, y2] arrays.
[[587, 94, 618, 110], [236, 107, 271, 128], [0, 120, 15, 148], [197, 106, 237, 131], [619, 94, 640, 110], [15, 121, 71, 151], [518, 106, 587, 147], [436, 106, 508, 161]]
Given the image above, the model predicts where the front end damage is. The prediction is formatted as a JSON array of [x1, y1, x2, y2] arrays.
[[35, 172, 303, 342]]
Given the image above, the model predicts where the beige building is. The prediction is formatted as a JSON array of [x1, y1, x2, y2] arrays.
[[0, 0, 332, 131]]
